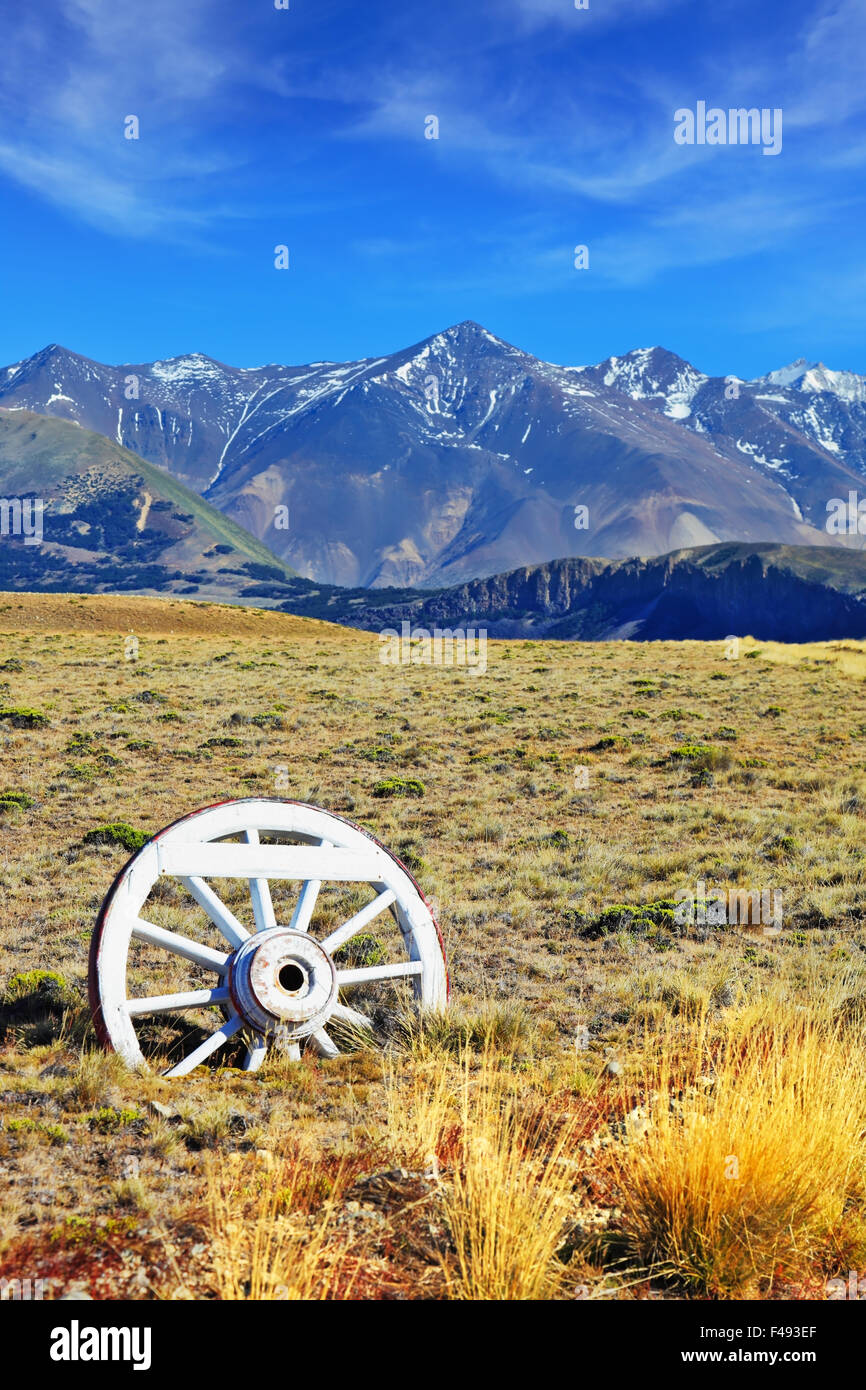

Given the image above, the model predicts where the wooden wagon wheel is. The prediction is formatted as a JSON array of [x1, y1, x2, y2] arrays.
[[88, 799, 448, 1078]]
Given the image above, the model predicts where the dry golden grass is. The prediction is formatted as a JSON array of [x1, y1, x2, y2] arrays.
[[206, 1151, 357, 1300], [611, 1005, 866, 1296], [440, 1053, 585, 1300], [0, 593, 863, 1299]]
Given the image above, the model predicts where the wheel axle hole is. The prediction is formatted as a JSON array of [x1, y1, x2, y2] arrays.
[[278, 963, 305, 994]]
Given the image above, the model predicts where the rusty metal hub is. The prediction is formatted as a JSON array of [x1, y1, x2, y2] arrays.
[[229, 928, 337, 1040]]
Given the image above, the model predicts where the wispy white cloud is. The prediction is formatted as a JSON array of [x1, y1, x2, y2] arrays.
[[0, 0, 248, 237], [0, 0, 863, 274], [787, 0, 866, 128]]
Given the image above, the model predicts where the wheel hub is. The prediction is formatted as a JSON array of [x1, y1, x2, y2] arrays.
[[229, 928, 337, 1040]]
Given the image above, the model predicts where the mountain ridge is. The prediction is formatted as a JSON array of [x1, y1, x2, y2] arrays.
[[4, 324, 866, 588], [273, 542, 866, 643]]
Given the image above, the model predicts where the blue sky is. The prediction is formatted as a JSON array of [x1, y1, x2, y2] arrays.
[[0, 0, 863, 378]]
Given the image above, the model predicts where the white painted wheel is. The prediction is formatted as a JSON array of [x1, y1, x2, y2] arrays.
[[88, 799, 448, 1078]]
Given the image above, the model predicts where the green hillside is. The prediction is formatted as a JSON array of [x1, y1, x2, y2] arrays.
[[0, 408, 294, 600]]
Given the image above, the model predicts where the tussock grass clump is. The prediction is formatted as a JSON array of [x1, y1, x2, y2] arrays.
[[64, 1049, 130, 1112], [445, 1073, 580, 1298], [206, 1152, 356, 1300], [177, 1100, 237, 1150], [399, 999, 537, 1058], [611, 1009, 866, 1296], [393, 1049, 586, 1300]]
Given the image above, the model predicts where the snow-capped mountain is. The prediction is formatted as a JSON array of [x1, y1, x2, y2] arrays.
[[589, 345, 866, 476], [2, 323, 866, 587]]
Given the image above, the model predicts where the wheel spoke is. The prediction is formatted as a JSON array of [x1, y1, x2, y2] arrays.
[[309, 1027, 340, 1059], [244, 829, 276, 933], [243, 1035, 268, 1072], [127, 986, 230, 1017], [331, 1002, 374, 1031], [289, 840, 324, 932], [320, 888, 396, 955], [273, 1034, 301, 1061], [164, 1015, 244, 1078], [132, 919, 229, 975], [336, 960, 423, 987], [179, 876, 250, 948]]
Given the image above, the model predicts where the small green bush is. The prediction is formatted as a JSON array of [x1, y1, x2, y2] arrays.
[[398, 844, 428, 873], [250, 710, 286, 730], [669, 743, 731, 772], [559, 900, 680, 940], [67, 762, 99, 782], [0, 789, 34, 811], [83, 822, 149, 853], [89, 1106, 143, 1134], [65, 731, 96, 752], [334, 933, 386, 968], [4, 969, 67, 1002], [372, 776, 425, 798], [0, 706, 48, 728], [355, 744, 398, 764]]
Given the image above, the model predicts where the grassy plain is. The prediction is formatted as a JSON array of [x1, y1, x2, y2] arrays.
[[0, 592, 864, 1299]]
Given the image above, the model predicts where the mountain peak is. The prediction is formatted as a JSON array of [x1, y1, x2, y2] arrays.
[[35, 343, 87, 362], [589, 345, 707, 419], [764, 358, 818, 387], [429, 320, 517, 351], [762, 358, 866, 402]]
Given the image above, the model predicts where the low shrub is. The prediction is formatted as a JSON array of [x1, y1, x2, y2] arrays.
[[83, 822, 149, 853], [0, 706, 48, 728], [372, 776, 425, 798]]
